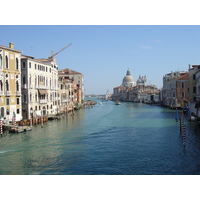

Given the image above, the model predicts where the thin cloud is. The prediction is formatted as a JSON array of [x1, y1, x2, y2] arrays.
[[141, 46, 152, 49]]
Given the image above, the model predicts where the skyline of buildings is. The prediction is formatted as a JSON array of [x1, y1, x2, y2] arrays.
[[0, 43, 84, 122]]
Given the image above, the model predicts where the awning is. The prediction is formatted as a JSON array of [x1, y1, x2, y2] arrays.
[[38, 89, 48, 95]]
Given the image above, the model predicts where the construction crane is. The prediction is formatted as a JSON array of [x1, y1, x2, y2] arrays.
[[49, 43, 72, 59]]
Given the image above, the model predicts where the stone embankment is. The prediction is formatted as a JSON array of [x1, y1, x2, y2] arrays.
[[1, 100, 97, 133]]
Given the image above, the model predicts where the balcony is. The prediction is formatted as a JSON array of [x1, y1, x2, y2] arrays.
[[6, 91, 11, 96], [39, 99, 47, 104], [0, 91, 4, 96], [36, 85, 49, 89], [16, 91, 21, 96], [29, 84, 33, 89], [62, 99, 68, 103]]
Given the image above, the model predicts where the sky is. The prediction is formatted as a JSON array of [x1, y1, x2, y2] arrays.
[[1, 25, 200, 94]]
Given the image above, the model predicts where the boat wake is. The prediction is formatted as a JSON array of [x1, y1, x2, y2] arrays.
[[0, 150, 15, 154]]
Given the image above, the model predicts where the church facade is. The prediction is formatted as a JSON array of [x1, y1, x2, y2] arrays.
[[112, 69, 161, 103]]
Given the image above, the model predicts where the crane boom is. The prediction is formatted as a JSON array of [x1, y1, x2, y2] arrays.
[[49, 43, 72, 59]]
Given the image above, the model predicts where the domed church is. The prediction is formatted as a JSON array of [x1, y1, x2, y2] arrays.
[[122, 69, 135, 87]]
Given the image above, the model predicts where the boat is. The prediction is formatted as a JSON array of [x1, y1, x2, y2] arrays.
[[115, 101, 121, 105], [99, 102, 102, 105]]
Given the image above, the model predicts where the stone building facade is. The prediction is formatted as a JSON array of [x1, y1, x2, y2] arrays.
[[0, 43, 22, 122], [113, 69, 160, 103], [21, 55, 59, 119]]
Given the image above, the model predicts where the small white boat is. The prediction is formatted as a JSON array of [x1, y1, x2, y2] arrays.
[[115, 101, 121, 105], [99, 102, 102, 105]]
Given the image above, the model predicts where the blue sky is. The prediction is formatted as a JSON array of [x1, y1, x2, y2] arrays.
[[1, 25, 200, 94]]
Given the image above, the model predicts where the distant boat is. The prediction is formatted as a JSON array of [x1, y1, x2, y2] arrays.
[[115, 101, 121, 105], [99, 102, 102, 105]]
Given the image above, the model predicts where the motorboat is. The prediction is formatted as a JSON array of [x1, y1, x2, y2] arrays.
[[115, 101, 121, 105]]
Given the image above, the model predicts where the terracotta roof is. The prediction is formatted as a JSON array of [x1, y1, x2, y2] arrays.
[[114, 86, 126, 90], [59, 68, 82, 75], [21, 55, 35, 59], [176, 73, 189, 80], [34, 58, 54, 62]]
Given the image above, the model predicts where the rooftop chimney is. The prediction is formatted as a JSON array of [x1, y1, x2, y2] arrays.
[[9, 43, 14, 49]]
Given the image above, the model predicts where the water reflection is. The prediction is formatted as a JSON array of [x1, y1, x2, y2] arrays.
[[1, 101, 200, 174]]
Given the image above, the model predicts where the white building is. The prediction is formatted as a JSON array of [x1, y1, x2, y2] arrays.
[[21, 55, 59, 119]]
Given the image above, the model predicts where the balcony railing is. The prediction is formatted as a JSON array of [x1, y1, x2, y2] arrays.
[[36, 85, 49, 89], [39, 99, 47, 104], [29, 84, 33, 89], [6, 91, 11, 96], [16, 91, 21, 96], [0, 91, 4, 96], [62, 99, 68, 103]]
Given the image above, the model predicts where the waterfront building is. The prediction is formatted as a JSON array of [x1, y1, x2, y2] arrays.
[[188, 65, 199, 114], [162, 71, 189, 108], [113, 69, 160, 102], [105, 90, 112, 100], [0, 43, 22, 122], [58, 76, 73, 113], [58, 68, 84, 102], [21, 55, 59, 120]]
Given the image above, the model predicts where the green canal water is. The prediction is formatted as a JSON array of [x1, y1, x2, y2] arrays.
[[1, 99, 200, 175]]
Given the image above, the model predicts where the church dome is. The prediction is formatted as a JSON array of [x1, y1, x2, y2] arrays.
[[122, 69, 135, 87]]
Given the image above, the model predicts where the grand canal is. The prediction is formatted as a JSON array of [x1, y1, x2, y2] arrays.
[[1, 99, 200, 175]]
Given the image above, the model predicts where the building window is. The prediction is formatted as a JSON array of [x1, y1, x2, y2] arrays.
[[6, 98, 9, 105], [182, 82, 184, 88], [6, 109, 10, 115], [5, 55, 8, 69], [0, 80, 3, 91], [23, 74, 26, 84], [0, 107, 5, 117], [182, 91, 184, 98], [23, 62, 26, 68], [16, 81, 19, 91], [17, 109, 20, 114], [24, 94, 26, 103], [193, 87, 196, 93], [30, 93, 32, 102], [6, 80, 9, 91], [193, 74, 196, 80], [16, 58, 19, 70], [29, 62, 31, 68], [35, 64, 37, 69], [17, 98, 20, 105], [0, 54, 2, 69]]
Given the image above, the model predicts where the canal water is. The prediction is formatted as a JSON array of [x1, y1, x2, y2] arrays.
[[1, 99, 200, 175]]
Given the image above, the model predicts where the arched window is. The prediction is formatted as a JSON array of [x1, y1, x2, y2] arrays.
[[30, 93, 32, 102], [35, 92, 37, 102], [16, 81, 19, 91], [0, 54, 2, 69], [1, 107, 5, 117], [16, 58, 19, 70], [35, 76, 37, 86], [6, 80, 9, 91], [5, 55, 8, 68], [0, 80, 3, 91]]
